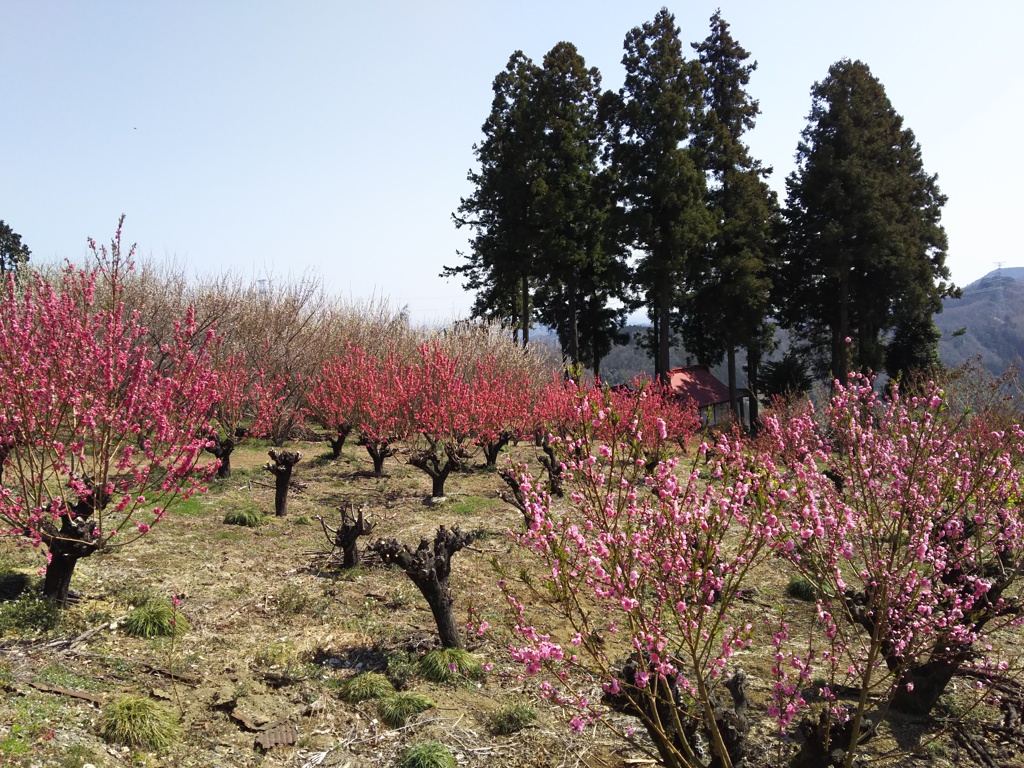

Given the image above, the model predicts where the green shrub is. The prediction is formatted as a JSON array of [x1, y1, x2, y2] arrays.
[[0, 589, 60, 635], [98, 695, 180, 751], [377, 691, 434, 728], [223, 508, 265, 527], [338, 671, 394, 703], [123, 599, 188, 638], [399, 741, 456, 768], [488, 701, 536, 734], [0, 571, 30, 601], [417, 648, 482, 683], [785, 575, 819, 602]]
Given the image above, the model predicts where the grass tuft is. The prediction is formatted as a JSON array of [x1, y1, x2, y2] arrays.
[[399, 741, 456, 768], [123, 598, 188, 638], [223, 508, 266, 527], [417, 647, 482, 683], [488, 701, 536, 734], [785, 575, 819, 602], [98, 695, 180, 751], [377, 691, 435, 728], [338, 671, 394, 703]]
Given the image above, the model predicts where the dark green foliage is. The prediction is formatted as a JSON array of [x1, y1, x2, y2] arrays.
[[681, 11, 779, 421], [0, 220, 30, 278], [786, 575, 819, 602], [780, 59, 954, 384], [528, 43, 628, 374], [447, 44, 628, 372], [446, 51, 544, 343], [605, 8, 715, 381], [762, 351, 813, 399]]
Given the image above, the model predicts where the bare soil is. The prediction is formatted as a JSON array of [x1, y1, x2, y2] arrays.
[[0, 439, 1020, 768]]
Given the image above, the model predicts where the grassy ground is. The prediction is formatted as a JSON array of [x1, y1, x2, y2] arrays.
[[0, 438, 1019, 767]]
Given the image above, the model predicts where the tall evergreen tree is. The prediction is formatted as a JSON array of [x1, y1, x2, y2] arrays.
[[681, 11, 778, 424], [530, 42, 627, 373], [0, 220, 31, 279], [605, 8, 714, 382], [446, 52, 544, 344], [781, 59, 954, 385]]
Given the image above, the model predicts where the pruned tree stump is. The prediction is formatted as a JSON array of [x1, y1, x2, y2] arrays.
[[369, 525, 475, 648], [264, 450, 302, 517]]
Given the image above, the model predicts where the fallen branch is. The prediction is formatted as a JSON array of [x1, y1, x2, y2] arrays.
[[29, 680, 105, 706]]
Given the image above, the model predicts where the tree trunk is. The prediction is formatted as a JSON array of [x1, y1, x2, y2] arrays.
[[327, 425, 351, 459], [264, 449, 302, 516], [567, 274, 580, 366], [746, 344, 761, 434], [325, 506, 374, 569], [482, 431, 513, 467], [521, 274, 530, 346], [890, 659, 961, 715], [408, 447, 456, 499], [360, 438, 393, 476], [369, 526, 475, 648], [41, 489, 105, 608], [832, 269, 850, 387], [727, 347, 740, 426], [206, 437, 235, 479], [657, 288, 671, 384], [535, 432, 563, 496], [42, 542, 84, 608]]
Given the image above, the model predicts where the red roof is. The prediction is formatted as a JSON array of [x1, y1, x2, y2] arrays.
[[668, 366, 732, 409]]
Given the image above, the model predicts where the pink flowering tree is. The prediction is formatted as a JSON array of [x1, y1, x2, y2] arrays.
[[605, 377, 700, 469], [205, 351, 253, 478], [470, 354, 532, 467], [305, 345, 361, 459], [0, 221, 219, 607], [760, 374, 1024, 766], [527, 375, 583, 496], [406, 343, 480, 498], [500, 385, 785, 768], [351, 344, 411, 476]]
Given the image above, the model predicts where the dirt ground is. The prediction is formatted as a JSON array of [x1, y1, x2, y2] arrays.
[[0, 439, 1020, 768]]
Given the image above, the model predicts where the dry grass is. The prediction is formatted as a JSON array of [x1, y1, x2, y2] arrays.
[[0, 436, 1018, 768]]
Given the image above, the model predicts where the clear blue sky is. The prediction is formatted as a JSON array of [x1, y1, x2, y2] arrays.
[[2, 1, 1019, 325]]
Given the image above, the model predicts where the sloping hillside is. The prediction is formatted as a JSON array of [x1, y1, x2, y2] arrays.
[[938, 269, 1024, 374]]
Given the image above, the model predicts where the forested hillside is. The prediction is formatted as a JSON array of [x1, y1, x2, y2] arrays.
[[938, 269, 1024, 374]]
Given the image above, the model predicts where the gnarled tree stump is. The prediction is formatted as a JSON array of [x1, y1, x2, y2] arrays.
[[264, 449, 302, 517], [369, 525, 474, 648]]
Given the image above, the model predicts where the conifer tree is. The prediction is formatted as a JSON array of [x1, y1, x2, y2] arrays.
[[447, 52, 544, 344], [0, 220, 30, 279], [605, 8, 714, 381], [781, 59, 954, 384], [530, 42, 627, 373], [681, 11, 778, 423]]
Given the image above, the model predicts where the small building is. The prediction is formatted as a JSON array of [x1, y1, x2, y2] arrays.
[[668, 365, 752, 430]]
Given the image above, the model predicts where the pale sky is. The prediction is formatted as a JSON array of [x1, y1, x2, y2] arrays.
[[2, 1, 1019, 325]]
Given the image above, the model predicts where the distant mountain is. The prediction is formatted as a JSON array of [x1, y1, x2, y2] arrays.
[[556, 267, 1024, 385], [937, 267, 1024, 374]]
